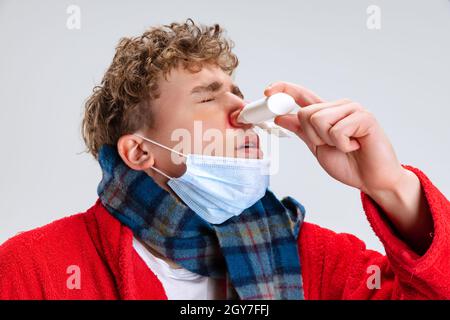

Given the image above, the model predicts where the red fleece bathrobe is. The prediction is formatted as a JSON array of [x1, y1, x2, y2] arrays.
[[0, 166, 449, 300]]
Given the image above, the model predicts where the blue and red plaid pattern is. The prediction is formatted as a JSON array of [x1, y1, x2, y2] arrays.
[[97, 144, 305, 300]]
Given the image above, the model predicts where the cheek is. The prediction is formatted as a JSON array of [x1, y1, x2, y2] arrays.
[[169, 105, 235, 156], [200, 118, 228, 132], [181, 113, 228, 157], [193, 107, 231, 130]]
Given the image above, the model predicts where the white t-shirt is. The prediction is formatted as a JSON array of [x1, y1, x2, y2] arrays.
[[132, 237, 225, 300]]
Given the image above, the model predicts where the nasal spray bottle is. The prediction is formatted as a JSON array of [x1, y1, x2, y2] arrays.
[[237, 93, 298, 137]]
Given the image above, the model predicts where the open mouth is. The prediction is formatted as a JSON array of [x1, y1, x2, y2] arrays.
[[236, 135, 260, 151]]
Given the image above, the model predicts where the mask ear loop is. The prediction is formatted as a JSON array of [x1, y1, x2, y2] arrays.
[[133, 133, 187, 180], [149, 165, 173, 180]]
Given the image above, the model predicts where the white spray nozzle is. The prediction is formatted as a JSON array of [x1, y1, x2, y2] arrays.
[[237, 92, 298, 137]]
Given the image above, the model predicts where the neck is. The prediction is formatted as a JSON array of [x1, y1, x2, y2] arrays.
[[137, 237, 182, 269]]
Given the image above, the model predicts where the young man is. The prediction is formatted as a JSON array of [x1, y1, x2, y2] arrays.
[[0, 19, 448, 300]]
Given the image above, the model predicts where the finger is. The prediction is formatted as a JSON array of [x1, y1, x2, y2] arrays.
[[300, 98, 352, 119], [298, 99, 351, 147], [328, 111, 376, 153], [308, 102, 364, 146], [264, 81, 324, 107]]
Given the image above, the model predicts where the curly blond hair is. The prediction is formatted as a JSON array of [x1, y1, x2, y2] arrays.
[[81, 19, 238, 159]]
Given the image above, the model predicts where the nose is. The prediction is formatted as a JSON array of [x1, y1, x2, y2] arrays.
[[225, 93, 253, 129]]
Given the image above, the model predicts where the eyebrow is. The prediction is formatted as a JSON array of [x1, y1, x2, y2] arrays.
[[190, 81, 244, 98]]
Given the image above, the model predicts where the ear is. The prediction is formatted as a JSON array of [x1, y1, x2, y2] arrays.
[[117, 134, 155, 171]]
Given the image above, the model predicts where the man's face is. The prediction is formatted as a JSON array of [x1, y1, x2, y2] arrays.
[[141, 64, 262, 178]]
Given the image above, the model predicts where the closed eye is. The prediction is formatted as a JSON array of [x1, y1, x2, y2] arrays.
[[200, 97, 215, 103]]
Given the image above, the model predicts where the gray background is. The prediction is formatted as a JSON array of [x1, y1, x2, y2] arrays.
[[0, 0, 449, 252]]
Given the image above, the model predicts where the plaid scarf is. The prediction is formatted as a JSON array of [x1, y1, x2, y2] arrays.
[[97, 144, 305, 300]]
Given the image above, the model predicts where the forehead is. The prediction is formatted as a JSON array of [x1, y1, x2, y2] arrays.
[[160, 64, 233, 92]]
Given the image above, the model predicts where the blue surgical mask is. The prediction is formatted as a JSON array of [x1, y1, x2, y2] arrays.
[[134, 134, 270, 224]]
